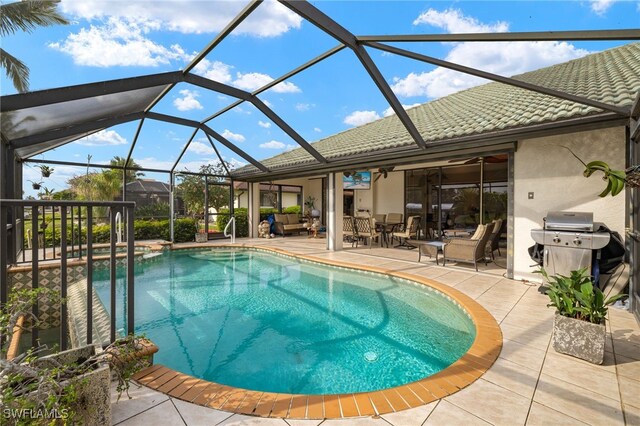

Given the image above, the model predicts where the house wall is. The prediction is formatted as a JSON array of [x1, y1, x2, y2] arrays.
[[373, 171, 405, 217], [513, 126, 626, 281]]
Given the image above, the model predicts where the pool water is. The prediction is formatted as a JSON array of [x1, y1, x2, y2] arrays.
[[94, 249, 476, 394]]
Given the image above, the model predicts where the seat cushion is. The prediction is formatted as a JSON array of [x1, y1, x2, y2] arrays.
[[470, 224, 486, 240], [274, 213, 288, 224]]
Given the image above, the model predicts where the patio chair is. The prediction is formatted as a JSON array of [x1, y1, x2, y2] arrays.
[[373, 213, 386, 224], [391, 215, 421, 248], [443, 221, 495, 271], [354, 216, 380, 248], [486, 218, 503, 260], [343, 216, 358, 247]]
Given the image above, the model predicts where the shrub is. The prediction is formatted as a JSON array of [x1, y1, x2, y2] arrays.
[[135, 202, 170, 220], [282, 205, 301, 214], [174, 218, 197, 243], [218, 208, 249, 237]]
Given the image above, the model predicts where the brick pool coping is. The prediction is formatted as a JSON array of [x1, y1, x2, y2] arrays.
[[132, 244, 503, 419]]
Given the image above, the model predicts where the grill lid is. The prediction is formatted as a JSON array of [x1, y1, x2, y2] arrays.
[[544, 211, 594, 232]]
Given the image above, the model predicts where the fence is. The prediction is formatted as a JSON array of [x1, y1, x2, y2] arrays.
[[1, 200, 136, 351]]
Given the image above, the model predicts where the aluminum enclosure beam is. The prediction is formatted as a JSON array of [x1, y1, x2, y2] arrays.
[[279, 0, 427, 150], [183, 0, 263, 74], [144, 1, 262, 113], [201, 125, 269, 173], [1, 71, 181, 112], [357, 29, 640, 43], [202, 44, 346, 122], [171, 128, 199, 173], [205, 133, 231, 176], [367, 42, 630, 117]]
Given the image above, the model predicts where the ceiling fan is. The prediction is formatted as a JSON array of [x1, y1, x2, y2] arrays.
[[448, 154, 508, 165], [374, 166, 395, 182]]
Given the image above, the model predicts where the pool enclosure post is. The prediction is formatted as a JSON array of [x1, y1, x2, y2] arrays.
[[327, 172, 343, 251], [248, 182, 260, 238], [170, 172, 175, 242]]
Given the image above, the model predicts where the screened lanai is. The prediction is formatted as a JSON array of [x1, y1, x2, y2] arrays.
[[1, 1, 640, 322]]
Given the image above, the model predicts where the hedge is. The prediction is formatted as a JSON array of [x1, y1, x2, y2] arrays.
[[31, 218, 198, 246], [217, 208, 249, 237]]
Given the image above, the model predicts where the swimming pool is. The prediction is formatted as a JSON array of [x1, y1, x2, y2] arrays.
[[94, 248, 476, 395]]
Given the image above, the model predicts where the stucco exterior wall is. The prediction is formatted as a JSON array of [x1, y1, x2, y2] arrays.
[[373, 171, 405, 216], [513, 126, 626, 281]]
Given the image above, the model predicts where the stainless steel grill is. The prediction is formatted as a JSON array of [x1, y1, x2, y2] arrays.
[[531, 211, 610, 277]]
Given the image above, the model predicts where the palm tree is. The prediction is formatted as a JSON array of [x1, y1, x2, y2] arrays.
[[110, 156, 144, 183], [0, 1, 68, 93]]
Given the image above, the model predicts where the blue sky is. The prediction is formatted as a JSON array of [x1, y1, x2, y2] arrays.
[[2, 0, 638, 196]]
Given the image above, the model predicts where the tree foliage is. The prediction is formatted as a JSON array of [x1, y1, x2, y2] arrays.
[[0, 1, 68, 93], [176, 164, 230, 216]]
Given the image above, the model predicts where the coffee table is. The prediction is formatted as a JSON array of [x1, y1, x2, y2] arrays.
[[415, 241, 445, 265]]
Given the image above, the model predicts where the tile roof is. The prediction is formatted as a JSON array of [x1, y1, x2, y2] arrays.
[[234, 42, 640, 178]]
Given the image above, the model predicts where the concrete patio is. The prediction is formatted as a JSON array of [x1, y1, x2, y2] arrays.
[[110, 237, 639, 425]]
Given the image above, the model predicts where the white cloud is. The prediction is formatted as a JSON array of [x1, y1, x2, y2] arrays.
[[221, 129, 246, 143], [382, 103, 422, 117], [314, 127, 322, 133], [49, 17, 187, 67], [233, 72, 301, 93], [74, 129, 127, 146], [187, 141, 214, 155], [413, 8, 508, 33], [260, 140, 286, 149], [173, 89, 203, 111], [344, 110, 381, 126], [258, 120, 272, 128], [60, 0, 302, 37], [394, 9, 590, 99], [295, 103, 314, 111], [193, 59, 233, 83], [590, 0, 617, 14]]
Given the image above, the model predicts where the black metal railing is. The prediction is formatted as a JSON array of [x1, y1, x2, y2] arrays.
[[1, 200, 136, 350]]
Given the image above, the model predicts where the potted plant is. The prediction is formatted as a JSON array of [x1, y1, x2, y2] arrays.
[[304, 196, 320, 218], [38, 165, 54, 178], [540, 268, 626, 364], [1, 288, 155, 425], [29, 181, 43, 190]]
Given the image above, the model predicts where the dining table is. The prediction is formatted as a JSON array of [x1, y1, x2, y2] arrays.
[[375, 221, 403, 248]]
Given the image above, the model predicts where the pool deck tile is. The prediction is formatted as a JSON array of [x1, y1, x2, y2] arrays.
[[235, 390, 264, 415], [323, 394, 341, 418], [368, 391, 394, 414], [381, 388, 410, 411], [168, 376, 200, 398], [306, 395, 324, 419], [337, 394, 358, 418], [268, 393, 293, 418], [109, 239, 640, 425], [178, 379, 211, 402], [288, 395, 308, 418], [352, 393, 376, 416]]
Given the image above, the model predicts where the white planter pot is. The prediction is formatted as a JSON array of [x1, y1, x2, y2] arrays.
[[552, 313, 606, 364]]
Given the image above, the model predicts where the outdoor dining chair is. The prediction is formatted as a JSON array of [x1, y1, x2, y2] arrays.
[[343, 216, 358, 247], [391, 215, 421, 248], [355, 216, 380, 248]]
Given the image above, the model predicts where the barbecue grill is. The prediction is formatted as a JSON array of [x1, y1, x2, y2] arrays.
[[530, 211, 610, 278]]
